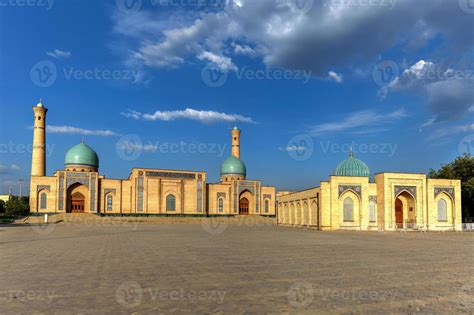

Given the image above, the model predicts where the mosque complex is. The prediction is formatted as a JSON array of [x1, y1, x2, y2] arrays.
[[29, 101, 462, 231]]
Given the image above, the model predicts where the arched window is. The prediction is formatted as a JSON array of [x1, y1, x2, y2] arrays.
[[437, 199, 447, 222], [343, 197, 354, 222], [106, 195, 113, 211], [218, 198, 224, 213], [264, 199, 270, 213], [369, 200, 376, 223], [40, 192, 47, 209], [166, 194, 176, 211]]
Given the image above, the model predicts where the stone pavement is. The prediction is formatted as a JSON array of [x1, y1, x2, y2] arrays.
[[0, 220, 473, 314]]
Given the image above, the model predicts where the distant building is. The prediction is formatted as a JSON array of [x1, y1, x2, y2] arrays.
[[0, 195, 11, 203], [28, 100, 275, 215]]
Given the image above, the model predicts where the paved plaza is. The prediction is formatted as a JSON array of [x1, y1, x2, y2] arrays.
[[0, 218, 473, 314]]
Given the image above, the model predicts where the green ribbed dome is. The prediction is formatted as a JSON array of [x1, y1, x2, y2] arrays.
[[334, 154, 370, 177], [220, 156, 246, 176], [64, 142, 99, 168]]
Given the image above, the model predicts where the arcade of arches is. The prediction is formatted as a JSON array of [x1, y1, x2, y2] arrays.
[[277, 173, 462, 232]]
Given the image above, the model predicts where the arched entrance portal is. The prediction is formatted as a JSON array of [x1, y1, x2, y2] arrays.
[[67, 183, 89, 213], [70, 192, 85, 213], [394, 191, 416, 229], [239, 198, 249, 215]]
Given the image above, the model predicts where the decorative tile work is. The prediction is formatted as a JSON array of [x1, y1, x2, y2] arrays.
[[217, 192, 226, 199], [197, 180, 203, 212], [90, 174, 96, 212], [58, 173, 64, 210], [137, 176, 144, 212], [256, 182, 260, 213], [104, 189, 116, 195], [434, 187, 455, 200], [66, 177, 89, 189], [338, 185, 362, 198], [37, 185, 51, 192], [394, 185, 417, 200], [145, 171, 196, 180], [263, 194, 272, 200], [233, 181, 238, 213], [369, 196, 377, 203]]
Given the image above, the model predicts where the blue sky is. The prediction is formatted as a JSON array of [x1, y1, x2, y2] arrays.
[[0, 0, 473, 194]]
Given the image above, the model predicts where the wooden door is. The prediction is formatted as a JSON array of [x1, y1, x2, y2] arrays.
[[239, 198, 249, 215]]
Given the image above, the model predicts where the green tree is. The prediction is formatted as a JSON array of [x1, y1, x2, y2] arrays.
[[4, 196, 30, 217], [429, 154, 474, 221], [0, 200, 5, 213]]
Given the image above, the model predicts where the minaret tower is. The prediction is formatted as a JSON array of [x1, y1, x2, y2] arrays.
[[31, 99, 47, 176], [231, 126, 241, 159]]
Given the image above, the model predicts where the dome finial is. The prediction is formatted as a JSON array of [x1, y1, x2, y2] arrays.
[[350, 145, 353, 159], [81, 136, 84, 144], [37, 98, 44, 107]]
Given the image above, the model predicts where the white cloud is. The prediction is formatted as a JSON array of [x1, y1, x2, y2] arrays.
[[279, 145, 307, 152], [327, 71, 343, 83], [429, 123, 474, 139], [387, 60, 474, 122], [118, 141, 158, 153], [0, 163, 21, 175], [122, 108, 255, 124], [197, 51, 237, 71], [232, 43, 259, 58], [309, 109, 406, 135], [46, 49, 71, 59], [47, 125, 120, 136], [112, 0, 473, 79]]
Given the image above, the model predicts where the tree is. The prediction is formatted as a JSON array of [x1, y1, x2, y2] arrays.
[[4, 196, 30, 217], [0, 200, 5, 213], [429, 154, 474, 221]]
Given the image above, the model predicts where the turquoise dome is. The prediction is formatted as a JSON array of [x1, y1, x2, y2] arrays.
[[220, 156, 246, 176], [64, 142, 99, 168], [334, 155, 370, 177]]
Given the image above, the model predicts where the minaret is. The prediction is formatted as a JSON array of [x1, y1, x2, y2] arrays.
[[31, 99, 47, 176], [231, 126, 241, 159]]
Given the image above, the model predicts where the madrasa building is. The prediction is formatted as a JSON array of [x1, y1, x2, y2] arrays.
[[276, 151, 462, 231], [28, 101, 276, 216]]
